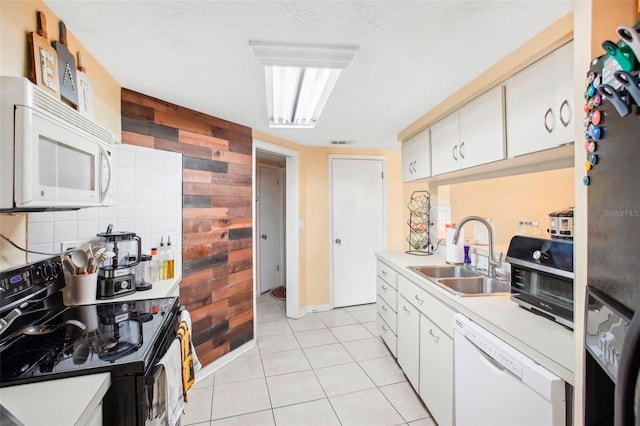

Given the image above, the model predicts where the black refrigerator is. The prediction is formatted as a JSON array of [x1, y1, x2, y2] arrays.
[[584, 22, 640, 426]]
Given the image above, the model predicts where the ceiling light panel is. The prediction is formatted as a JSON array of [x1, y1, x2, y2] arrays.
[[251, 41, 358, 128]]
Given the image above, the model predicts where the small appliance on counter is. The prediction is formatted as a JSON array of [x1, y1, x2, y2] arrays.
[[135, 254, 153, 291], [96, 226, 141, 299], [547, 207, 574, 240], [505, 235, 574, 329]]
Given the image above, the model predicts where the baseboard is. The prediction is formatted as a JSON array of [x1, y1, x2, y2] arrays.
[[298, 303, 332, 316]]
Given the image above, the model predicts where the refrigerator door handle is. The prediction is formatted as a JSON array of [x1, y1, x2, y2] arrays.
[[615, 310, 640, 426]]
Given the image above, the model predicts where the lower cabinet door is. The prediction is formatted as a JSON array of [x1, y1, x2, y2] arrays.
[[397, 296, 420, 390], [419, 315, 454, 426]]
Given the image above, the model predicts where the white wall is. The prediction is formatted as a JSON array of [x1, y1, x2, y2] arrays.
[[26, 144, 183, 273]]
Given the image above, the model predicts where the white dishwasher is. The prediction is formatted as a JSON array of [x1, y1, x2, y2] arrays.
[[453, 314, 565, 425]]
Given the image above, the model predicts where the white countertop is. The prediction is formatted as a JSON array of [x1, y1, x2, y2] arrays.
[[377, 252, 574, 384], [0, 373, 110, 425], [0, 276, 181, 424]]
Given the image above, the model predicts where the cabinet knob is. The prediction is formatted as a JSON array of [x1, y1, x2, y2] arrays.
[[414, 295, 424, 305], [381, 305, 387, 312], [403, 306, 411, 314], [335, 238, 342, 244], [429, 329, 440, 343], [459, 142, 465, 159], [381, 285, 387, 291], [452, 144, 458, 161]]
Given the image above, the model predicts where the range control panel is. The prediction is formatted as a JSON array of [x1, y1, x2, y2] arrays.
[[0, 257, 64, 312]]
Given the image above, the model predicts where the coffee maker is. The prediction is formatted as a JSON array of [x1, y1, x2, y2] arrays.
[[96, 227, 141, 299]]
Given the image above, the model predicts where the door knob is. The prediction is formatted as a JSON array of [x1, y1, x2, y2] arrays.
[[335, 238, 342, 244], [261, 234, 267, 240]]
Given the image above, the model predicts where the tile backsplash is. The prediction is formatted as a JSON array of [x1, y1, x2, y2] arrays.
[[26, 144, 183, 274]]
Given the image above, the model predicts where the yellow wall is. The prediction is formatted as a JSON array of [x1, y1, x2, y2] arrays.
[[253, 130, 404, 307], [445, 168, 575, 244], [0, 1, 121, 138]]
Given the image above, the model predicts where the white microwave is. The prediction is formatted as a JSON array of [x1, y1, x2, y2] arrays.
[[1, 76, 115, 211]]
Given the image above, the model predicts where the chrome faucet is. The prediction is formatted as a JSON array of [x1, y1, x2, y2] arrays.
[[0, 303, 27, 336], [452, 216, 503, 278]]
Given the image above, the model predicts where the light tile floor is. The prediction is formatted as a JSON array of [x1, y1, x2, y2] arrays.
[[182, 293, 436, 426]]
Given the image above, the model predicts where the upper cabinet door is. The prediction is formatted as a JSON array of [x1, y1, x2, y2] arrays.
[[550, 42, 574, 147], [458, 86, 505, 169], [506, 42, 574, 158], [430, 112, 460, 176], [401, 129, 431, 182]]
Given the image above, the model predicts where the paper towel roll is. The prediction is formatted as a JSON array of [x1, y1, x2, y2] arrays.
[[446, 228, 465, 264]]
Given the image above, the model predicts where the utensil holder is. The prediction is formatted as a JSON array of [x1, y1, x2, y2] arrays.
[[64, 272, 98, 305]]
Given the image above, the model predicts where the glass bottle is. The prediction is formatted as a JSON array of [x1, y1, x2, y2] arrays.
[[158, 237, 167, 280], [166, 235, 175, 279], [150, 247, 159, 282]]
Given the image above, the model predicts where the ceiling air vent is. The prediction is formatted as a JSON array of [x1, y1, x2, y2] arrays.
[[330, 140, 354, 145]]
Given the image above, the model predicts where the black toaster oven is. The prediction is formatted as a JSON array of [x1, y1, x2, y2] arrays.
[[506, 236, 574, 329]]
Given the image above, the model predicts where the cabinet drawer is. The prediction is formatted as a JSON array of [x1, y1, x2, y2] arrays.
[[377, 277, 397, 310], [377, 296, 397, 332], [377, 261, 398, 289], [398, 276, 455, 338], [378, 314, 397, 357]]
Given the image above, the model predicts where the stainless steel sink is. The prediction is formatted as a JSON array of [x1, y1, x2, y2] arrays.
[[409, 265, 480, 279], [435, 277, 511, 297]]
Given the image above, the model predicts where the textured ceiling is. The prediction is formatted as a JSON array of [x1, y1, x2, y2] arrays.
[[44, 1, 572, 150]]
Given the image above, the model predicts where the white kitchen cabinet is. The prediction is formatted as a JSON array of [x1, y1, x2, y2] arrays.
[[397, 295, 420, 390], [401, 129, 431, 182], [419, 314, 454, 426], [506, 42, 574, 158], [398, 274, 456, 426], [430, 112, 460, 176], [376, 261, 398, 357], [431, 86, 504, 175], [458, 86, 505, 169]]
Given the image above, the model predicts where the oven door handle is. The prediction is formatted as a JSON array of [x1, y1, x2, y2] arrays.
[[144, 363, 166, 422]]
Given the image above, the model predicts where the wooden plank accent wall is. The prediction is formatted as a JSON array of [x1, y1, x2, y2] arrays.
[[120, 89, 253, 366]]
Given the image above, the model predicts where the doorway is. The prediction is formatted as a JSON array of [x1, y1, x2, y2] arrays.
[[330, 155, 386, 308], [253, 140, 301, 319], [257, 162, 285, 295]]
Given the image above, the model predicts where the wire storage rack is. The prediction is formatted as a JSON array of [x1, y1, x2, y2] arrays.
[[406, 190, 433, 256]]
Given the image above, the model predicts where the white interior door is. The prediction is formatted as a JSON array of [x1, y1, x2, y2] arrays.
[[331, 157, 385, 307], [258, 165, 282, 293]]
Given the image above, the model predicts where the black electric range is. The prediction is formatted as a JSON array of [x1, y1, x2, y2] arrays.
[[0, 256, 180, 425]]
